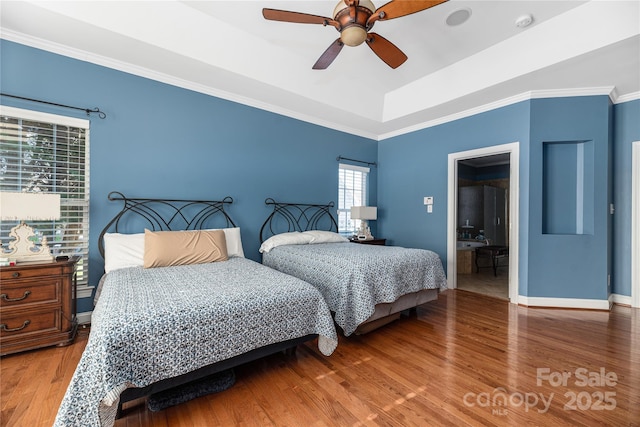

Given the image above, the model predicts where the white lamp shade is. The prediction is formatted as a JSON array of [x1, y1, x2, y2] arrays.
[[0, 192, 61, 221], [350, 206, 377, 220]]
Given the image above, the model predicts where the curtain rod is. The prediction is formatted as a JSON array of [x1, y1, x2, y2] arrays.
[[336, 155, 377, 167], [0, 93, 107, 119]]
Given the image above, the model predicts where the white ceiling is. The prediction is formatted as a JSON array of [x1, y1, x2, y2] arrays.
[[1, 1, 639, 140]]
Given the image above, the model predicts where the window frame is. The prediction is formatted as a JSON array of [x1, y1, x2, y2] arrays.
[[0, 105, 91, 296], [338, 163, 370, 235]]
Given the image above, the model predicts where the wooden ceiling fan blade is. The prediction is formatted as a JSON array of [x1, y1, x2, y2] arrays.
[[313, 39, 344, 69], [262, 8, 336, 26], [373, 0, 448, 21], [365, 33, 407, 69]]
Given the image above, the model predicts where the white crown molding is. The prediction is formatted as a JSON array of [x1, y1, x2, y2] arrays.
[[529, 87, 616, 100], [379, 87, 619, 141], [616, 91, 640, 104], [0, 30, 377, 140], [2, 29, 635, 142]]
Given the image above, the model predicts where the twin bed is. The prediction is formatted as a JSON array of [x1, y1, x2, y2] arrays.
[[259, 199, 447, 336], [55, 193, 446, 426]]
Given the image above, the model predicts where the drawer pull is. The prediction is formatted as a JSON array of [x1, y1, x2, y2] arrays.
[[1, 291, 31, 302], [12, 272, 20, 278], [1, 320, 31, 333]]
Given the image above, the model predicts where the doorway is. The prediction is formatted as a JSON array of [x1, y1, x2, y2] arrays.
[[447, 143, 519, 302], [456, 154, 510, 299]]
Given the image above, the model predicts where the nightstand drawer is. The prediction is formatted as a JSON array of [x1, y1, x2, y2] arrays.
[[0, 264, 67, 280], [0, 279, 61, 309], [0, 308, 61, 339]]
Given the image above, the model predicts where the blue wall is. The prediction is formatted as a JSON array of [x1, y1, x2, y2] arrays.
[[613, 99, 640, 297], [378, 96, 616, 301], [528, 97, 611, 300], [1, 40, 377, 313], [2, 39, 637, 310], [377, 102, 531, 293]]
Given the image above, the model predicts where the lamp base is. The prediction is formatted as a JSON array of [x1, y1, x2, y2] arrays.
[[357, 221, 374, 241], [4, 222, 55, 264]]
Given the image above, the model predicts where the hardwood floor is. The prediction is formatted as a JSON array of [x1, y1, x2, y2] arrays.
[[2, 290, 638, 426]]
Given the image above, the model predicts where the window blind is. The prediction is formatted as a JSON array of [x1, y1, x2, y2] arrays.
[[338, 163, 369, 234], [0, 106, 90, 287]]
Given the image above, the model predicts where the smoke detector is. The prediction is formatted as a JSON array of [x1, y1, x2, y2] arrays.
[[515, 14, 534, 28]]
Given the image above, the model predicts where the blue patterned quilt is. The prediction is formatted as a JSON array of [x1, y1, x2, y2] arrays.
[[54, 258, 338, 427], [262, 242, 447, 336]]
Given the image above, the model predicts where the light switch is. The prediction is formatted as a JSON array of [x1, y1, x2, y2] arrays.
[[427, 205, 433, 213]]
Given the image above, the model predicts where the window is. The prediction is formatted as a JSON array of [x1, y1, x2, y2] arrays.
[[0, 106, 90, 289], [338, 163, 369, 235]]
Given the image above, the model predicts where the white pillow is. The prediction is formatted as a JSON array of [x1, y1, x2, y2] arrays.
[[259, 232, 312, 253], [303, 230, 349, 244], [103, 232, 145, 273], [103, 227, 245, 273], [216, 227, 245, 258]]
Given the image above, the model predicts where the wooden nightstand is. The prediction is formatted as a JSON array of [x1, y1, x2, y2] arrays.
[[0, 256, 78, 356], [350, 238, 386, 246]]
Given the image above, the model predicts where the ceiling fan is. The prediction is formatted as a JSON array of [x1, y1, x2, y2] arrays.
[[262, 0, 448, 70]]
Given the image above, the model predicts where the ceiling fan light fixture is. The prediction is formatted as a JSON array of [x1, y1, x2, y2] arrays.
[[341, 25, 368, 46], [263, 0, 448, 69]]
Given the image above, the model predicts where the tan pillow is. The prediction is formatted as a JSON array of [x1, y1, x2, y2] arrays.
[[144, 229, 228, 268]]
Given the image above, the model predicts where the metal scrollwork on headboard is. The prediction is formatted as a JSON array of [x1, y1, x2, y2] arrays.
[[259, 198, 338, 243], [98, 191, 236, 258]]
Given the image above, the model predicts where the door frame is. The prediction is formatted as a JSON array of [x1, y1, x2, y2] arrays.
[[632, 140, 639, 308], [447, 142, 520, 302]]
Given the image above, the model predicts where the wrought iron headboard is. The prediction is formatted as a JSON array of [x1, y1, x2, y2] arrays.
[[259, 198, 338, 243], [98, 191, 236, 258]]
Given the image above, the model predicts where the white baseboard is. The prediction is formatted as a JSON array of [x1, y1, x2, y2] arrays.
[[517, 296, 611, 310], [610, 293, 633, 307], [77, 311, 92, 325]]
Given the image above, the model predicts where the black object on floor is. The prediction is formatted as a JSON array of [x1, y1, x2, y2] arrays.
[[147, 369, 236, 412]]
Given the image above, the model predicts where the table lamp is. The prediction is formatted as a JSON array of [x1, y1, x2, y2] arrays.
[[0, 192, 61, 263], [350, 206, 377, 240]]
